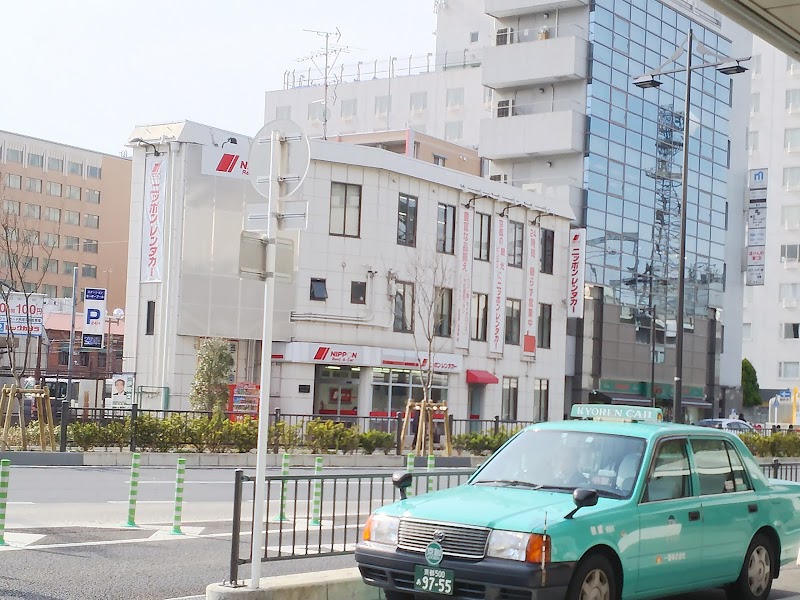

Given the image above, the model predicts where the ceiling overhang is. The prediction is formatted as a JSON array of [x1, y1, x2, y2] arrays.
[[704, 0, 800, 57]]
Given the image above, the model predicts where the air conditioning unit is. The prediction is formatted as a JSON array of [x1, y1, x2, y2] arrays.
[[785, 221, 800, 231]]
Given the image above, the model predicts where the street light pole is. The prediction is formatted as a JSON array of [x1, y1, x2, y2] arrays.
[[673, 27, 693, 425]]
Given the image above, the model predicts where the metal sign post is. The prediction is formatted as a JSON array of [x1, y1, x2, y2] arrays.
[[247, 120, 309, 589]]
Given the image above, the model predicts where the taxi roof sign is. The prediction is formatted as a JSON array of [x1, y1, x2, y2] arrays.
[[571, 404, 663, 423]]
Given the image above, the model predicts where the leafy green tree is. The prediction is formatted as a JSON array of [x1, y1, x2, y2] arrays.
[[190, 338, 234, 412], [742, 358, 761, 407]]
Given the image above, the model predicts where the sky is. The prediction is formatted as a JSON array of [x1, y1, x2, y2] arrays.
[[1, 1, 438, 155]]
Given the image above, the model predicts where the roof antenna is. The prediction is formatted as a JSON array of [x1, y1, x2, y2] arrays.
[[298, 28, 350, 140]]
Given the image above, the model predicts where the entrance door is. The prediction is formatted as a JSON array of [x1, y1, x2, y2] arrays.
[[468, 385, 484, 433]]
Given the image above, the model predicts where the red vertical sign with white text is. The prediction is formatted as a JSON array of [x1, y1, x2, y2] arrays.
[[523, 225, 538, 357], [141, 155, 168, 283], [567, 228, 586, 318]]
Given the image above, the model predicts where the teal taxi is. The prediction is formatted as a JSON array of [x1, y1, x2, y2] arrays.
[[355, 404, 800, 600]]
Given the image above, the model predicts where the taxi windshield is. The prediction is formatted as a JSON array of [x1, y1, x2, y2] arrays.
[[471, 429, 646, 499]]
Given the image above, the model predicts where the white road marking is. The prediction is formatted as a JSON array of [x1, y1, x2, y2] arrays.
[[2, 532, 46, 547], [7, 502, 35, 505], [106, 500, 187, 504], [147, 526, 205, 540]]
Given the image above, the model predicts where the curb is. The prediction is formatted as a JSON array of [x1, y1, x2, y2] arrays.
[[206, 568, 380, 600]]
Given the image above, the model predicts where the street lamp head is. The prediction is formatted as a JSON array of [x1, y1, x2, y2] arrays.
[[717, 61, 747, 75], [633, 74, 663, 89], [112, 308, 125, 320]]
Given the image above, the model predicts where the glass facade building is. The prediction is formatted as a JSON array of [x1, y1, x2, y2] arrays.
[[585, 0, 731, 324]]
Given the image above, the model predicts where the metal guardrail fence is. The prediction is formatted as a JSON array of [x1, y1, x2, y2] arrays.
[[226, 468, 474, 586], [760, 460, 800, 481]]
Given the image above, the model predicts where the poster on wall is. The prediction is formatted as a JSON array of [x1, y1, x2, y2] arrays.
[[454, 207, 474, 349], [489, 216, 507, 354], [105, 373, 135, 408], [523, 225, 539, 358], [141, 155, 169, 283]]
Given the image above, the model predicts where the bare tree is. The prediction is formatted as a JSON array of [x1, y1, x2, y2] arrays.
[[0, 177, 58, 448]]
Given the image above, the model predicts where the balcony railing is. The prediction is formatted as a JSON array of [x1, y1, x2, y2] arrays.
[[494, 23, 586, 46], [493, 98, 585, 118]]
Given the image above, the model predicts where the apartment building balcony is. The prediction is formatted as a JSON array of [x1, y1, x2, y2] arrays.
[[479, 100, 585, 159], [485, 0, 588, 19], [482, 26, 588, 89]]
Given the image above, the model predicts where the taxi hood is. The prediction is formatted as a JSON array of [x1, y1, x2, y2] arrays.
[[380, 484, 604, 532]]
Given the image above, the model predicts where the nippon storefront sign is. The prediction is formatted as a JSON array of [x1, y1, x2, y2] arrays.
[[454, 207, 474, 349], [141, 156, 168, 283], [201, 145, 251, 180], [281, 343, 463, 373], [0, 293, 44, 337], [567, 228, 586, 318], [522, 225, 538, 358], [489, 216, 508, 354]]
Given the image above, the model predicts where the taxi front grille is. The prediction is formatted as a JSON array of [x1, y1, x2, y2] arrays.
[[397, 519, 489, 559]]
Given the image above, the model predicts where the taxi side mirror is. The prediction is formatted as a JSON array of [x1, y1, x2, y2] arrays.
[[564, 488, 599, 520], [392, 471, 414, 500]]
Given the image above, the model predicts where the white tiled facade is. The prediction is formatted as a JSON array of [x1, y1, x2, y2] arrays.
[[123, 121, 574, 421], [743, 38, 800, 396]]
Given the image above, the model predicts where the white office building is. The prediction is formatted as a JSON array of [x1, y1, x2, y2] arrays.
[[122, 120, 575, 422], [742, 38, 800, 397]]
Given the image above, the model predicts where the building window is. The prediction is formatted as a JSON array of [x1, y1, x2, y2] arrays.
[[340, 98, 357, 118], [78, 351, 89, 367], [789, 55, 800, 73], [86, 165, 101, 179], [83, 239, 98, 253], [397, 193, 417, 247], [410, 91, 427, 111], [437, 203, 456, 254], [82, 264, 97, 278], [62, 261, 78, 275], [68, 161, 82, 176], [146, 301, 155, 335], [783, 323, 800, 339], [6, 148, 22, 163], [786, 129, 800, 152], [501, 377, 518, 421], [64, 210, 80, 226], [747, 131, 758, 153], [782, 205, 800, 229], [61, 286, 73, 298], [534, 379, 549, 421], [781, 244, 800, 263], [64, 236, 79, 250], [505, 298, 521, 345], [23, 257, 38, 271], [84, 214, 100, 229], [444, 121, 463, 141], [446, 88, 465, 109], [540, 228, 555, 274], [470, 31, 479, 43], [350, 281, 366, 304], [98, 352, 107, 368], [786, 168, 800, 190], [67, 185, 81, 200], [47, 181, 62, 197], [43, 258, 58, 273], [85, 189, 100, 204], [474, 212, 491, 261], [538, 303, 552, 349], [275, 106, 291, 120], [59, 348, 69, 366], [3, 200, 20, 216], [26, 204, 41, 220], [41, 284, 57, 297], [26, 178, 42, 193], [48, 157, 63, 172], [433, 154, 446, 167], [393, 281, 414, 333], [780, 362, 800, 378], [743, 323, 752, 341], [375, 95, 391, 116], [471, 292, 488, 341], [751, 92, 760, 114], [329, 182, 361, 237], [307, 102, 325, 121], [508, 220, 524, 268], [5, 173, 21, 189], [28, 153, 44, 168], [23, 230, 39, 244], [44, 207, 61, 222], [435, 287, 453, 337], [788, 90, 800, 112], [43, 233, 59, 248], [310, 278, 328, 301]]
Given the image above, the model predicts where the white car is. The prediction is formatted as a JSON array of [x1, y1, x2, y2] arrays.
[[695, 418, 756, 433]]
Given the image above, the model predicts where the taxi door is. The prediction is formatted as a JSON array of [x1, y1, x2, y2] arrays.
[[636, 438, 705, 595], [689, 437, 758, 582]]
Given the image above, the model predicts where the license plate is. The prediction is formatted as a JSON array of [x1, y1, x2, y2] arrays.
[[414, 565, 454, 595]]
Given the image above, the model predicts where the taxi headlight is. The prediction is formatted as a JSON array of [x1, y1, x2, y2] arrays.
[[486, 530, 550, 563], [363, 514, 400, 546]]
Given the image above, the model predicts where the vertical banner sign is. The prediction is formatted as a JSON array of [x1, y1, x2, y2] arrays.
[[746, 168, 767, 287], [567, 229, 586, 318], [523, 225, 539, 357], [141, 156, 168, 283], [454, 207, 474, 349], [489, 216, 508, 354], [81, 288, 107, 349]]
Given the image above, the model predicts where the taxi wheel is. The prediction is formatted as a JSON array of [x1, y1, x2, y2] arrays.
[[727, 533, 774, 600], [567, 554, 618, 600]]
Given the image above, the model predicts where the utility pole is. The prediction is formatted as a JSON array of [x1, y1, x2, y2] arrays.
[[299, 28, 349, 140]]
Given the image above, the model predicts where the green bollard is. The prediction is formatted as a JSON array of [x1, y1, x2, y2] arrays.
[[171, 457, 186, 535], [427, 454, 435, 494], [273, 453, 291, 522], [0, 459, 9, 546], [123, 453, 141, 528], [310, 456, 323, 526], [406, 453, 415, 497]]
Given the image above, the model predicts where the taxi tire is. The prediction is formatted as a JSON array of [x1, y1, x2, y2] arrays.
[[566, 554, 619, 600], [726, 533, 774, 600]]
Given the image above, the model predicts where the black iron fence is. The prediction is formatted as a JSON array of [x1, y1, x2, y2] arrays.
[[227, 467, 474, 586], [760, 460, 800, 481]]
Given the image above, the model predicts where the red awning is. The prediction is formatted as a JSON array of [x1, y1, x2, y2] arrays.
[[466, 370, 499, 385]]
